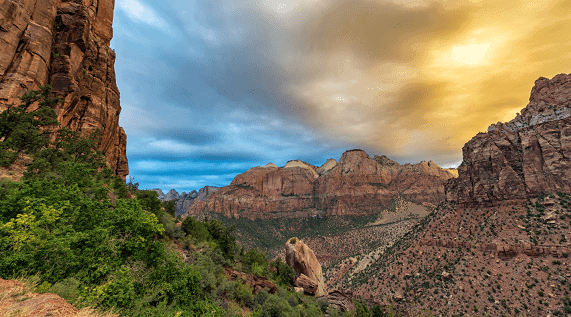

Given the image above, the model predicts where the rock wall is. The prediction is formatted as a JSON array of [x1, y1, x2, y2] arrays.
[[0, 0, 128, 177], [447, 74, 571, 206], [419, 238, 570, 260], [187, 149, 457, 219]]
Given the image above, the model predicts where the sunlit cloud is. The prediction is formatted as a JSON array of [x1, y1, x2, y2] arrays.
[[115, 0, 571, 192]]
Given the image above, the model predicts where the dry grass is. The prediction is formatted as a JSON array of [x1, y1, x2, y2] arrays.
[[0, 276, 118, 317]]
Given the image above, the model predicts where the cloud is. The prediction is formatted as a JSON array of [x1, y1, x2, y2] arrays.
[[117, 0, 169, 30], [115, 0, 571, 192]]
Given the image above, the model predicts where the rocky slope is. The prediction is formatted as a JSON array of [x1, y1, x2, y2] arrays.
[[0, 0, 128, 177], [321, 74, 571, 316], [447, 73, 571, 207], [186, 149, 457, 220]]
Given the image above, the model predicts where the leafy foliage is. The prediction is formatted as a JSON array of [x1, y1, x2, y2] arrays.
[[0, 87, 361, 317], [0, 85, 61, 166]]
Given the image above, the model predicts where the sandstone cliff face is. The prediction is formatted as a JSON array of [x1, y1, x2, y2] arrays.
[[0, 0, 128, 177], [285, 238, 326, 296], [447, 74, 571, 206], [187, 149, 456, 219]]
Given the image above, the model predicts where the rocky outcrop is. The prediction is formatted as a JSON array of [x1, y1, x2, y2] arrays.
[[317, 291, 356, 312], [224, 267, 277, 294], [0, 0, 128, 177], [447, 74, 571, 206], [285, 238, 326, 296], [419, 238, 570, 260], [186, 149, 456, 219]]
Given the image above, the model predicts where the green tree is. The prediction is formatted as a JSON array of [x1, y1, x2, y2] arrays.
[[163, 199, 177, 217], [181, 216, 211, 242], [0, 85, 61, 166], [269, 258, 295, 287], [204, 219, 237, 262]]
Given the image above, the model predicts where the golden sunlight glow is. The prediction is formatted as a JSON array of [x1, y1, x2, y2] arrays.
[[450, 43, 490, 65]]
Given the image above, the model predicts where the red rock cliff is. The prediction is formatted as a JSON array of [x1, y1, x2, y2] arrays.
[[0, 0, 128, 177], [447, 73, 571, 206], [186, 149, 457, 219]]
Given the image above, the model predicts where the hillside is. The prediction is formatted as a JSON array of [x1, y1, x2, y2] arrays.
[[323, 74, 571, 316]]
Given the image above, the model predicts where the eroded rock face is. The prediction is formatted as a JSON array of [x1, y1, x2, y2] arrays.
[[0, 0, 128, 177], [447, 74, 571, 206], [285, 237, 326, 296], [187, 149, 456, 219], [317, 291, 355, 312]]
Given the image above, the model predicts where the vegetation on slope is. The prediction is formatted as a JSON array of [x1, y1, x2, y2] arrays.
[[1, 86, 401, 316]]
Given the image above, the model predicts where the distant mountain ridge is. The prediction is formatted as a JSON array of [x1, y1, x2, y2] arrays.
[[153, 186, 219, 216], [185, 150, 457, 220]]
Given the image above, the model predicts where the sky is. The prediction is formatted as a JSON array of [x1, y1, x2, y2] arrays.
[[111, 0, 571, 193]]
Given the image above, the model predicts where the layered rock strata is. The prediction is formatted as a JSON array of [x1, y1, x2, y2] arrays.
[[0, 0, 128, 177], [186, 149, 456, 219], [285, 238, 327, 296], [447, 74, 571, 206]]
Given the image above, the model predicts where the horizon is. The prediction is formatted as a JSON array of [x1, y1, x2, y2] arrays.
[[111, 0, 571, 193], [145, 148, 461, 194]]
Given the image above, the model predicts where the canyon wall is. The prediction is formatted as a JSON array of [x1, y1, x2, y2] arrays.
[[0, 0, 128, 177], [447, 74, 571, 206], [186, 149, 457, 220]]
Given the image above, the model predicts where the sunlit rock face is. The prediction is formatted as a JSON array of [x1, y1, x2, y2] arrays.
[[0, 0, 128, 177], [447, 73, 571, 207], [285, 238, 326, 297], [185, 149, 457, 220]]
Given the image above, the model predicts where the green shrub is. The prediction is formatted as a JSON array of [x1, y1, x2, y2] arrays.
[[269, 258, 295, 287], [255, 294, 292, 317], [47, 277, 81, 305], [181, 216, 211, 242], [242, 248, 269, 276], [232, 280, 254, 306]]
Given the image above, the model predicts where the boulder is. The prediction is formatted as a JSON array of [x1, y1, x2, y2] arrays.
[[285, 238, 327, 296], [224, 268, 277, 294], [295, 274, 318, 295], [317, 290, 355, 312]]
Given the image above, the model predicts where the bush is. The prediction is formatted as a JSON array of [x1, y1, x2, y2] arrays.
[[255, 294, 292, 317], [242, 248, 269, 276], [181, 216, 211, 242], [270, 258, 295, 287], [232, 280, 254, 306], [46, 277, 81, 305]]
